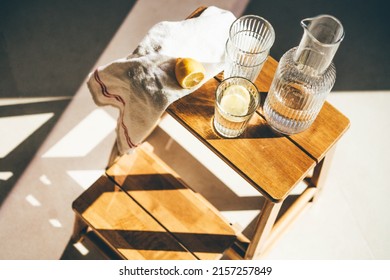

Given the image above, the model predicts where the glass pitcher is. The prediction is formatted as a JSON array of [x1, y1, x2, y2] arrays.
[[263, 15, 344, 135]]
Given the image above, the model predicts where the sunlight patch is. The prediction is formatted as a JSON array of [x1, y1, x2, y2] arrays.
[[0, 96, 71, 106], [0, 171, 13, 181], [73, 242, 89, 256], [49, 219, 62, 228], [25, 194, 41, 207], [67, 170, 105, 190], [42, 109, 116, 158], [220, 210, 260, 231], [0, 113, 54, 158], [39, 174, 52, 185]]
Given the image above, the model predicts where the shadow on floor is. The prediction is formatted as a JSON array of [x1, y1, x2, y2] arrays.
[[0, 0, 136, 205], [56, 124, 308, 260]]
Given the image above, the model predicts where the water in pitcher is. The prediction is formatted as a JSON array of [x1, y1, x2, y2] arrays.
[[263, 15, 344, 135], [263, 48, 333, 135]]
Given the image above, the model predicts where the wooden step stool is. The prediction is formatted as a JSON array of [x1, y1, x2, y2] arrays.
[[72, 143, 238, 260]]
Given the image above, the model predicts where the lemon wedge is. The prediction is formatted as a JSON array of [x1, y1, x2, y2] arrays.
[[220, 85, 251, 116], [175, 57, 205, 89]]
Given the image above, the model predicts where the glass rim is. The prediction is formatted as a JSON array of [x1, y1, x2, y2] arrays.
[[301, 14, 345, 47], [215, 76, 260, 118], [229, 15, 276, 54]]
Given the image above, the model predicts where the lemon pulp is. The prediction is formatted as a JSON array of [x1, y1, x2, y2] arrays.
[[220, 85, 251, 116], [175, 58, 205, 89]]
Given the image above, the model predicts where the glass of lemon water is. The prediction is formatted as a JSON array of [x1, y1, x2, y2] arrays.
[[213, 77, 260, 138]]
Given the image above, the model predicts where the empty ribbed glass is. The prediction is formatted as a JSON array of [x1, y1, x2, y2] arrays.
[[224, 15, 275, 82]]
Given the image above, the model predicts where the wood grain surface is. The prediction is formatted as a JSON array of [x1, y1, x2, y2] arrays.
[[167, 49, 350, 202], [73, 175, 197, 260], [106, 144, 237, 260]]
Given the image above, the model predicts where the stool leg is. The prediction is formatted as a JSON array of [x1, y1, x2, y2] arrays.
[[71, 214, 88, 242], [310, 145, 336, 202], [245, 200, 282, 259]]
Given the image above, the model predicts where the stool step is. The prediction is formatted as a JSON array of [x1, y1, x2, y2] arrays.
[[72, 175, 197, 260], [72, 143, 237, 260]]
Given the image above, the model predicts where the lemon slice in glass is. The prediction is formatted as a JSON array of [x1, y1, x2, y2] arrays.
[[175, 58, 205, 89], [220, 85, 251, 116]]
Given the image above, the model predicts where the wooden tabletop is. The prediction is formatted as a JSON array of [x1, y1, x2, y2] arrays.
[[167, 57, 350, 202]]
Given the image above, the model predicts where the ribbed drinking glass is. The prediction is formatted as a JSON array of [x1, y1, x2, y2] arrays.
[[224, 15, 275, 82]]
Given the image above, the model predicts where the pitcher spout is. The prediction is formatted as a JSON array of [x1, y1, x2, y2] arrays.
[[294, 15, 345, 74]]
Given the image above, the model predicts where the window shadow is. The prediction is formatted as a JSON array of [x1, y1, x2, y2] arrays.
[[0, 0, 136, 206]]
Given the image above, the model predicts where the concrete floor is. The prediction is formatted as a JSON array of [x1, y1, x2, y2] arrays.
[[0, 0, 389, 260]]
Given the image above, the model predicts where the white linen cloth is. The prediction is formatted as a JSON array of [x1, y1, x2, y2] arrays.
[[87, 6, 236, 156]]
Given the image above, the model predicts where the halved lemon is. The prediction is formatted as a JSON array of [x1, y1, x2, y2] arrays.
[[175, 57, 205, 89]]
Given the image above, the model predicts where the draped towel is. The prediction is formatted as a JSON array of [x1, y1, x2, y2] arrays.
[[87, 6, 236, 156]]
